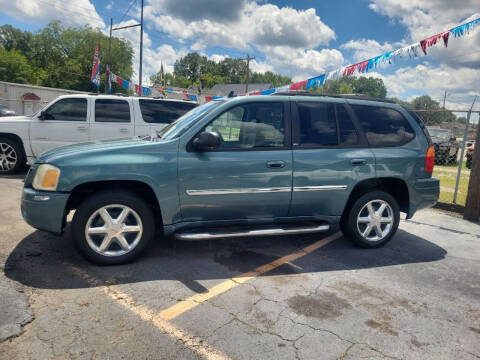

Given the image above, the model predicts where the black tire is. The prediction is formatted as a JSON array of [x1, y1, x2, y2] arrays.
[[466, 156, 472, 169], [0, 137, 26, 174], [342, 190, 400, 248], [72, 191, 155, 265]]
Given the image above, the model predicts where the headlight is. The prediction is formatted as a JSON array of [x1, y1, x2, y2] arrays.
[[32, 164, 61, 191]]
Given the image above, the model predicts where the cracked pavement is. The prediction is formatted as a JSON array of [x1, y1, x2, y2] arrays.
[[1, 175, 480, 359]]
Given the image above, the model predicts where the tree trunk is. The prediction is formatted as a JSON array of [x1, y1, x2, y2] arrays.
[[464, 123, 480, 222]]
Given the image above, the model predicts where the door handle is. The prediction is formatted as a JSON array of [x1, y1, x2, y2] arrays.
[[267, 160, 285, 169], [77, 126, 87, 131], [120, 128, 129, 133], [350, 159, 367, 166]]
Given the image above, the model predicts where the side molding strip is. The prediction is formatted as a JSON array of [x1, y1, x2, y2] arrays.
[[293, 185, 347, 192], [186, 187, 291, 196]]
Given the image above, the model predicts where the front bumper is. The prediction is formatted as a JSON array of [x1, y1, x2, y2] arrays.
[[21, 187, 70, 234], [407, 177, 440, 219]]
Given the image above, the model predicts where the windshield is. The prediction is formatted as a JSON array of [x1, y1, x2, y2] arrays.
[[428, 129, 450, 140], [158, 100, 224, 140]]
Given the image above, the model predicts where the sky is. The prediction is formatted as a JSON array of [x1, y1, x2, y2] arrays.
[[0, 0, 479, 110]]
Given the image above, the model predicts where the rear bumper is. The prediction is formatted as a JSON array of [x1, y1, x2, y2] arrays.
[[21, 187, 69, 234], [407, 177, 440, 219]]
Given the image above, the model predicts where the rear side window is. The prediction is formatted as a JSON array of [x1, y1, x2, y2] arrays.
[[297, 102, 337, 146], [140, 100, 196, 124], [403, 107, 432, 145], [351, 105, 415, 147], [95, 99, 130, 123]]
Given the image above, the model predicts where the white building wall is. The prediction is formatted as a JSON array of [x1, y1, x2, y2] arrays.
[[0, 81, 86, 115]]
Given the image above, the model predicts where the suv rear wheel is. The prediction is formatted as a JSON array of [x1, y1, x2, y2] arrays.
[[343, 190, 400, 248], [72, 191, 155, 264], [0, 137, 25, 174]]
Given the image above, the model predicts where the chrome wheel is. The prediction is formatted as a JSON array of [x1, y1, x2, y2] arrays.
[[0, 142, 17, 172], [356, 200, 394, 242], [85, 205, 143, 257]]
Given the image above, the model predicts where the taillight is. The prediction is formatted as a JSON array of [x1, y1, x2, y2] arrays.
[[426, 146, 435, 173]]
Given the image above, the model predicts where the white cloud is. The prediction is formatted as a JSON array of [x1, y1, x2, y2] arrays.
[[368, 0, 480, 68], [341, 39, 394, 63], [113, 20, 187, 84], [249, 60, 274, 74], [0, 0, 105, 28], [145, 1, 335, 51], [209, 54, 228, 63]]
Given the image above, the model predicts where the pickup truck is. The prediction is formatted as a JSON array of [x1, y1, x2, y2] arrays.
[[21, 94, 440, 264], [0, 94, 197, 174]]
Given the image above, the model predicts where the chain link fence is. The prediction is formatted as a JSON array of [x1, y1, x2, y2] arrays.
[[412, 109, 478, 205]]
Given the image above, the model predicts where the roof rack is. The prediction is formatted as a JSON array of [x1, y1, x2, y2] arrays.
[[272, 91, 395, 104]]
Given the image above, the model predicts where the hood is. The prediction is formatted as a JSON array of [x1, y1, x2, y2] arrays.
[[430, 136, 451, 144], [37, 137, 154, 163]]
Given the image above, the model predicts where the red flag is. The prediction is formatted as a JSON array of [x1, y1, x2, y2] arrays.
[[420, 31, 450, 55], [205, 96, 213, 102], [290, 80, 307, 90]]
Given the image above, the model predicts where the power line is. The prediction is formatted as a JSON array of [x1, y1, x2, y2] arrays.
[[118, 0, 137, 24]]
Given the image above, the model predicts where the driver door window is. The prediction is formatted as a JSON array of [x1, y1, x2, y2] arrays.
[[205, 102, 285, 150]]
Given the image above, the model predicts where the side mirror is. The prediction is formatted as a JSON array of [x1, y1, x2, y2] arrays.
[[192, 131, 221, 151], [38, 111, 45, 120]]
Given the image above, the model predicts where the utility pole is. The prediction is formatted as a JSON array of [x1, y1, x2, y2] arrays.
[[464, 96, 480, 221], [139, 0, 144, 87], [106, 17, 112, 94], [241, 54, 255, 93]]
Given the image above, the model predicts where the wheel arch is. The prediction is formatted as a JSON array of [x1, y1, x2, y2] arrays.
[[0, 132, 27, 155], [342, 177, 409, 221], [66, 180, 163, 229]]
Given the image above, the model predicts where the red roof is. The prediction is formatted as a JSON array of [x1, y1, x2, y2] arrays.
[[22, 92, 41, 101]]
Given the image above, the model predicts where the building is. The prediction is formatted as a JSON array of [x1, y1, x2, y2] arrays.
[[0, 81, 86, 116]]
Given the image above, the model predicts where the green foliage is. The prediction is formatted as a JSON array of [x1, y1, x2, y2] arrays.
[[0, 48, 32, 83], [150, 52, 291, 90], [0, 22, 134, 92], [312, 76, 387, 98]]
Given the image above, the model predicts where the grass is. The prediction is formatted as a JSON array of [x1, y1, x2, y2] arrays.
[[433, 163, 471, 205]]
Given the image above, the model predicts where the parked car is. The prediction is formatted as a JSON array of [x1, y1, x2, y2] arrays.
[[21, 94, 439, 264], [466, 144, 474, 169], [426, 127, 459, 165], [0, 95, 197, 174], [0, 104, 16, 117]]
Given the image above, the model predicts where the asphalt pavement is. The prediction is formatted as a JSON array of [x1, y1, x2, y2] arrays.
[[0, 175, 479, 360]]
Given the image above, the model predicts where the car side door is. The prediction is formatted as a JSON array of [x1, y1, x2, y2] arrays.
[[290, 100, 376, 218], [90, 98, 134, 141], [177, 100, 293, 223], [29, 97, 89, 157]]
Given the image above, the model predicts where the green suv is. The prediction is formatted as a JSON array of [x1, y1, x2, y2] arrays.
[[21, 94, 439, 264]]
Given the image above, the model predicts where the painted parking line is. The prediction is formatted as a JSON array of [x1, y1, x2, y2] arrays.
[[159, 231, 342, 321], [67, 263, 232, 360]]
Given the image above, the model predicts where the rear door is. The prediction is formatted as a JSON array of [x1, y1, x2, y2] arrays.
[[137, 99, 197, 136], [29, 97, 89, 156], [290, 100, 376, 217], [90, 98, 134, 141]]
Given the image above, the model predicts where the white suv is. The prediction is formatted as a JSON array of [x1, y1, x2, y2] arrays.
[[0, 94, 197, 174]]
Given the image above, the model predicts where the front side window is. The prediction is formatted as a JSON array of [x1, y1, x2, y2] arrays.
[[140, 100, 196, 124], [43, 98, 87, 121], [95, 99, 130, 123], [204, 102, 285, 150], [297, 102, 337, 146], [351, 105, 415, 147]]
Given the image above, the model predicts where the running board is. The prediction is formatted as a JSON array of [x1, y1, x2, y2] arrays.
[[175, 224, 330, 241]]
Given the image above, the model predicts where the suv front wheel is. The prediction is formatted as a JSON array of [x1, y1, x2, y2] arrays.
[[72, 191, 155, 264], [343, 190, 400, 248]]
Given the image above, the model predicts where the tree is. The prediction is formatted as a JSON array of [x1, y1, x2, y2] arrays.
[[0, 48, 33, 83], [313, 76, 386, 98], [410, 95, 456, 125], [0, 22, 134, 92], [465, 117, 480, 221]]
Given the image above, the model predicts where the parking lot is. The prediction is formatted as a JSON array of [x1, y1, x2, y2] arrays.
[[1, 174, 479, 360]]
